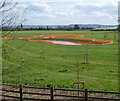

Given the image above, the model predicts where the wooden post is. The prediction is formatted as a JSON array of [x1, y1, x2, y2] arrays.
[[20, 85, 23, 101], [84, 53, 89, 64], [83, 83, 84, 89], [114, 33, 116, 39], [40, 49, 43, 58], [40, 47, 45, 58], [76, 58, 80, 89], [104, 34, 107, 38], [50, 87, 54, 101], [85, 89, 88, 101], [86, 53, 88, 64]]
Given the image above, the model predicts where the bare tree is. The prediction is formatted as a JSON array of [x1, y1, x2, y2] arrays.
[[0, 0, 26, 37], [1, 0, 26, 76]]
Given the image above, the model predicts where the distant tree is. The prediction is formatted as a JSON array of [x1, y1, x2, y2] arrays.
[[117, 25, 120, 32], [20, 24, 23, 29], [63, 26, 67, 30], [57, 26, 62, 30], [47, 26, 49, 30], [73, 24, 80, 30]]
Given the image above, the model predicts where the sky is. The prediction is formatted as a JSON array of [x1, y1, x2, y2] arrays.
[[14, 0, 119, 25]]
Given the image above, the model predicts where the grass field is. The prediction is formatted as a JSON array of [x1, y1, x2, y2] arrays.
[[2, 30, 118, 91]]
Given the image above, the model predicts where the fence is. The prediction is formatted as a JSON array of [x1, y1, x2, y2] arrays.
[[0, 84, 120, 101]]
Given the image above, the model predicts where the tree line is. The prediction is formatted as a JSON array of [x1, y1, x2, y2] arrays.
[[2, 24, 95, 31], [2, 24, 118, 31]]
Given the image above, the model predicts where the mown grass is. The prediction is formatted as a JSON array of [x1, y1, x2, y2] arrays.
[[2, 30, 118, 91]]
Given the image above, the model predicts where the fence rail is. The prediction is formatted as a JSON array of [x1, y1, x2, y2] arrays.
[[1, 84, 120, 101]]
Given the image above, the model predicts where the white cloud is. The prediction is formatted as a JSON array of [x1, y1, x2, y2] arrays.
[[27, 3, 52, 12], [15, 0, 84, 3], [16, 4, 27, 9], [13, 0, 118, 25], [30, 13, 55, 19], [56, 12, 73, 16], [74, 1, 117, 17], [109, 0, 118, 7]]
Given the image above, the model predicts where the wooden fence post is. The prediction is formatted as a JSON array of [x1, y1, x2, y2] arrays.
[[20, 85, 23, 101], [50, 87, 54, 101], [85, 89, 88, 101]]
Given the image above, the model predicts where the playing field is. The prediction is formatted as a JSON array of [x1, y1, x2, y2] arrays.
[[2, 31, 118, 91]]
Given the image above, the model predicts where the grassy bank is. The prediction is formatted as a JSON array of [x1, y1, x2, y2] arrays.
[[2, 31, 118, 91]]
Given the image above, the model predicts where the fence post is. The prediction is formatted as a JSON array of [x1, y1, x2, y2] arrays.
[[20, 85, 23, 101], [114, 33, 116, 39], [84, 53, 89, 64], [85, 89, 88, 101], [50, 87, 54, 101]]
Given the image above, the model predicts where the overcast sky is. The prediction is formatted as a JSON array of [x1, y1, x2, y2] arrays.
[[15, 0, 119, 25]]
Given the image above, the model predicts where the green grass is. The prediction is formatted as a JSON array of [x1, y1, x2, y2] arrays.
[[2, 31, 118, 91]]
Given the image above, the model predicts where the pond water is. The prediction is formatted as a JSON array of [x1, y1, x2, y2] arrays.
[[47, 40, 81, 45]]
